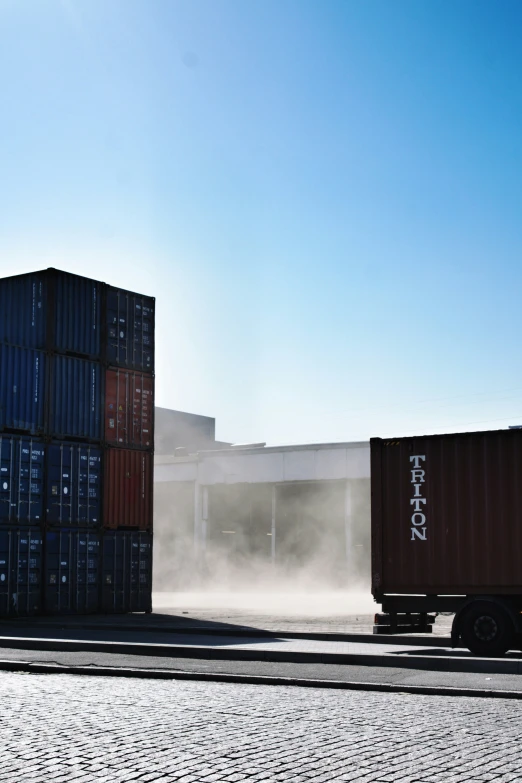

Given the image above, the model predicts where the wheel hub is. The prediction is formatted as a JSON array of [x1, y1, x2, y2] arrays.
[[473, 615, 498, 642]]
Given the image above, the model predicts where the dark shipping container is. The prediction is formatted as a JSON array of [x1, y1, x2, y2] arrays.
[[102, 531, 152, 613], [0, 527, 43, 616], [52, 271, 101, 357], [0, 436, 45, 524], [0, 345, 46, 434], [46, 443, 101, 527], [104, 448, 153, 530], [0, 272, 46, 349], [371, 429, 522, 597], [0, 269, 101, 357], [44, 530, 100, 613], [49, 356, 102, 441], [105, 369, 154, 449], [106, 287, 155, 372]]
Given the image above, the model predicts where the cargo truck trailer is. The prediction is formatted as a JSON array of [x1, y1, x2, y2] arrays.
[[371, 428, 522, 656]]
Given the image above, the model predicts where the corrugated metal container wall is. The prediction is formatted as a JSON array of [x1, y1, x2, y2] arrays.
[[49, 356, 102, 440], [0, 346, 46, 434], [102, 531, 152, 612], [104, 369, 154, 449], [53, 272, 101, 357], [44, 530, 100, 613], [0, 528, 43, 616], [46, 443, 101, 527], [104, 448, 153, 530], [0, 436, 45, 524], [371, 429, 522, 597], [0, 272, 46, 349], [106, 288, 155, 372]]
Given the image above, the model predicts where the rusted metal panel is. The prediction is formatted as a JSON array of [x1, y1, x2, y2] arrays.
[[104, 448, 153, 530], [371, 429, 522, 597], [104, 369, 154, 449]]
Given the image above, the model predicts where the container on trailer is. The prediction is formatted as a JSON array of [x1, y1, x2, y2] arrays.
[[371, 428, 522, 599], [104, 369, 154, 449], [46, 443, 101, 527], [0, 527, 43, 616], [49, 356, 102, 441], [44, 529, 100, 614], [0, 436, 45, 525], [106, 287, 155, 372], [101, 530, 152, 613], [0, 345, 46, 435], [103, 448, 153, 530], [0, 271, 47, 349], [0, 269, 101, 357]]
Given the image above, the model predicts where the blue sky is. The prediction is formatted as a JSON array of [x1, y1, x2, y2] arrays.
[[1, 0, 522, 444]]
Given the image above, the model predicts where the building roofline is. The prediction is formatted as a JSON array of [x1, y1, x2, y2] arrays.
[[154, 440, 369, 465]]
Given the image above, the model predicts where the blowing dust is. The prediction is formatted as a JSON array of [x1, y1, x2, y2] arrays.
[[153, 478, 373, 616]]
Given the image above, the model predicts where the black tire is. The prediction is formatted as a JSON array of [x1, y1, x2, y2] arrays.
[[460, 601, 514, 657]]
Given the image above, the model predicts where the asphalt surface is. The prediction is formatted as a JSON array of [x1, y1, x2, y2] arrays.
[[2, 671, 522, 782], [1, 647, 522, 696]]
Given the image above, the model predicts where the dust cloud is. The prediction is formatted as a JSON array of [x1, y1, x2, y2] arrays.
[[153, 478, 373, 616]]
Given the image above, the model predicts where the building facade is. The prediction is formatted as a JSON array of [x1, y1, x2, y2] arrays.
[[154, 441, 371, 591]]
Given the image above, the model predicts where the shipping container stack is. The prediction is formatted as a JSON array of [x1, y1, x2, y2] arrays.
[[0, 269, 154, 617]]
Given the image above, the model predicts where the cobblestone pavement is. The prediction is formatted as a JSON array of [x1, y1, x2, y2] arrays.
[[1, 672, 522, 782]]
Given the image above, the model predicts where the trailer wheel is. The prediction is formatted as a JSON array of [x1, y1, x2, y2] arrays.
[[460, 601, 514, 657]]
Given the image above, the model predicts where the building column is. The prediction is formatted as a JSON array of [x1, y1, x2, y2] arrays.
[[271, 485, 276, 567], [201, 486, 209, 555], [344, 480, 353, 577]]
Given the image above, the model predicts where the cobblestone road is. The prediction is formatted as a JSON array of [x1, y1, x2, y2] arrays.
[[1, 672, 521, 782]]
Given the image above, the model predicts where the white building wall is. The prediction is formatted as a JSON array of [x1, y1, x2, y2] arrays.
[[155, 443, 370, 486]]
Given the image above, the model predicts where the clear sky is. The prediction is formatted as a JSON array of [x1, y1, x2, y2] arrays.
[[1, 0, 522, 445]]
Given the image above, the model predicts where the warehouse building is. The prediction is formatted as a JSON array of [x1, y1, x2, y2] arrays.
[[153, 439, 371, 591]]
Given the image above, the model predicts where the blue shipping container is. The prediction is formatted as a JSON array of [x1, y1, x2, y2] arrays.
[[106, 288, 155, 372], [0, 345, 46, 434], [0, 436, 45, 524], [102, 531, 152, 613], [45, 530, 100, 613], [0, 527, 43, 616], [0, 272, 47, 349], [53, 271, 101, 357], [46, 443, 101, 527], [50, 356, 102, 440]]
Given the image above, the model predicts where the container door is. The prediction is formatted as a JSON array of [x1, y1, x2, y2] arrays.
[[47, 444, 101, 526], [106, 289, 155, 372], [0, 437, 44, 525], [105, 370, 154, 449], [101, 532, 126, 612], [0, 530, 10, 615], [12, 528, 42, 616], [75, 532, 100, 613], [129, 534, 152, 612], [45, 531, 73, 613]]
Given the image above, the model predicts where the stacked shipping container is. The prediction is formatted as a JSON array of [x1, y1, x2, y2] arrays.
[[0, 269, 154, 616]]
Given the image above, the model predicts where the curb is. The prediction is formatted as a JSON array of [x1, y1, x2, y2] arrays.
[[0, 658, 520, 700], [0, 624, 451, 646], [0, 636, 520, 674]]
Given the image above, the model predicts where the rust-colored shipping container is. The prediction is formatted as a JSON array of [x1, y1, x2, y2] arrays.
[[105, 369, 154, 449], [371, 429, 522, 598], [103, 448, 153, 530]]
